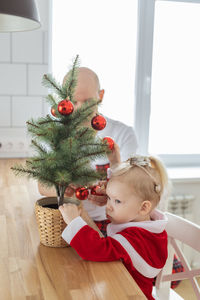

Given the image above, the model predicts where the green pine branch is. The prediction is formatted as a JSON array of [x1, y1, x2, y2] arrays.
[[11, 166, 55, 185], [75, 149, 107, 162], [62, 55, 80, 101], [45, 94, 58, 106], [42, 74, 67, 99], [31, 139, 47, 154]]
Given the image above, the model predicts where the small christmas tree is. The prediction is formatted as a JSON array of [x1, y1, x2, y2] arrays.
[[12, 55, 109, 207]]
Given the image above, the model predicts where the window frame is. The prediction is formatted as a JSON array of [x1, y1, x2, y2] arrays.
[[134, 0, 200, 167]]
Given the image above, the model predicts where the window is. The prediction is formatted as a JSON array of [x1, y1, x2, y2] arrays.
[[150, 0, 200, 160], [135, 0, 200, 166], [52, 0, 200, 167], [52, 0, 138, 127]]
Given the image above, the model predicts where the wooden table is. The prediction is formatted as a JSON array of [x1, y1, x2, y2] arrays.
[[0, 159, 146, 300]]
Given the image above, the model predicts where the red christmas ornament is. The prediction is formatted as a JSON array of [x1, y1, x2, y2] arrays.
[[58, 99, 74, 115], [51, 107, 56, 117], [103, 137, 114, 150], [91, 115, 106, 130], [90, 185, 103, 196], [75, 187, 89, 200]]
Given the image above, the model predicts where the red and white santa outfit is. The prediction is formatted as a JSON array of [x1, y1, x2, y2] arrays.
[[62, 209, 168, 300]]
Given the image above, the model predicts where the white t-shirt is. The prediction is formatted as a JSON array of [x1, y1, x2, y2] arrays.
[[82, 116, 138, 221]]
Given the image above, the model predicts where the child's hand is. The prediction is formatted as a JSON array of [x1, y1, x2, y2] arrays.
[[107, 142, 121, 167], [59, 203, 80, 224]]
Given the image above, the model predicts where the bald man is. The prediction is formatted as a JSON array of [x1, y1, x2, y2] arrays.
[[38, 67, 138, 222]]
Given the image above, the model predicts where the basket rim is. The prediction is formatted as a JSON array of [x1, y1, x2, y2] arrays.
[[35, 197, 59, 210], [35, 197, 81, 212]]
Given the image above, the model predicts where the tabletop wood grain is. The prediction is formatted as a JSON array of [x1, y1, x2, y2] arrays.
[[0, 159, 146, 300]]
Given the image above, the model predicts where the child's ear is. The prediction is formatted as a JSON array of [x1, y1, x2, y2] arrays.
[[99, 89, 105, 101], [140, 200, 152, 216]]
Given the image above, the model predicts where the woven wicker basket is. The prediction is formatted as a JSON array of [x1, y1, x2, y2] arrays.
[[35, 197, 80, 248]]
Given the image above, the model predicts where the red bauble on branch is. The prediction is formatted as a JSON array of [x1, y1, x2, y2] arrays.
[[75, 187, 89, 200], [51, 107, 56, 117], [58, 99, 74, 116], [103, 137, 114, 150], [91, 115, 106, 130]]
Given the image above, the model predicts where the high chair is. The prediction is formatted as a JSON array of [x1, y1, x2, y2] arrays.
[[153, 212, 200, 300]]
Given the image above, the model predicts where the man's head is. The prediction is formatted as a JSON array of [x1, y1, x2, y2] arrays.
[[63, 67, 104, 110]]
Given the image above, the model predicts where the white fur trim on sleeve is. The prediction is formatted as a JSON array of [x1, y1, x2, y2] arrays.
[[107, 167, 112, 179], [61, 216, 87, 244], [112, 234, 162, 278]]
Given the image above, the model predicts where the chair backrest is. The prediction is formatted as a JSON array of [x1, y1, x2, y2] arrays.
[[155, 212, 200, 299]]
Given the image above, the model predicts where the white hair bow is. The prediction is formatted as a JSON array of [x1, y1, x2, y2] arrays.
[[129, 155, 151, 167]]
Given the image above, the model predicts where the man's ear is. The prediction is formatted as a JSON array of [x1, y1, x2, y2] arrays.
[[99, 89, 105, 101], [139, 200, 152, 216]]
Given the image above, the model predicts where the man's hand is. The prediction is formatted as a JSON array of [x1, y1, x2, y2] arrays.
[[64, 184, 77, 197], [107, 142, 121, 167], [59, 203, 80, 224], [88, 181, 108, 206]]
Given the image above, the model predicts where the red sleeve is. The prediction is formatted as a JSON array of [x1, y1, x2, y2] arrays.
[[70, 225, 128, 262]]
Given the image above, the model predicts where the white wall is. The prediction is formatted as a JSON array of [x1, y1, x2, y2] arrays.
[[0, 0, 50, 157]]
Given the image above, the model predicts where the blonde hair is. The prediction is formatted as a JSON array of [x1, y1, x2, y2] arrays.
[[110, 155, 170, 207]]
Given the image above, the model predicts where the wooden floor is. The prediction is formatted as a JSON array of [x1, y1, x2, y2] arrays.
[[1, 158, 199, 300]]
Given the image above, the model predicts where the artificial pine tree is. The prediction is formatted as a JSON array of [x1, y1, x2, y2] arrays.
[[11, 55, 109, 208]]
